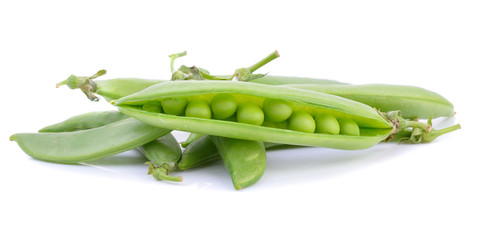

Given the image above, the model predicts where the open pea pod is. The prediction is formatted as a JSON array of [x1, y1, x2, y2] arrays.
[[114, 80, 397, 150]]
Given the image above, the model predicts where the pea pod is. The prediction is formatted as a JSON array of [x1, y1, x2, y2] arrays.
[[210, 136, 267, 190], [178, 135, 287, 171], [285, 84, 454, 119], [57, 70, 452, 120], [10, 118, 171, 164], [251, 75, 347, 85], [56, 70, 166, 102], [39, 111, 129, 132], [114, 80, 398, 150], [180, 133, 205, 148], [178, 135, 220, 170], [140, 133, 183, 182]]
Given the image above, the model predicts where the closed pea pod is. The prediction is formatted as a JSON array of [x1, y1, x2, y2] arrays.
[[178, 135, 300, 172], [10, 118, 171, 164], [178, 135, 220, 170], [210, 136, 267, 190], [38, 111, 129, 132], [180, 132, 205, 148], [250, 75, 347, 85], [56, 70, 166, 102], [285, 83, 455, 119], [140, 133, 183, 182], [35, 106, 182, 182]]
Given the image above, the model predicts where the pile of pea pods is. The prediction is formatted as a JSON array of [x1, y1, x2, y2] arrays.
[[10, 51, 461, 190]]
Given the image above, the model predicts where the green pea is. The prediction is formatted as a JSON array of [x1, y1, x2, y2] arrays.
[[211, 94, 237, 119], [315, 113, 340, 135], [237, 103, 264, 125], [288, 111, 315, 133], [263, 99, 292, 123], [142, 102, 162, 113], [339, 118, 360, 136], [162, 98, 188, 116], [185, 99, 211, 119]]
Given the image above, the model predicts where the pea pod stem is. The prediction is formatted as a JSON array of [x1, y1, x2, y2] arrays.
[[145, 162, 183, 182], [170, 51, 280, 81], [247, 50, 280, 74], [404, 119, 432, 132], [169, 51, 187, 73], [232, 50, 280, 81]]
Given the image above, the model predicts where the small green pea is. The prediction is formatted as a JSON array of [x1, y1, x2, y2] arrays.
[[237, 103, 264, 125], [185, 99, 211, 119], [211, 94, 237, 119], [315, 113, 340, 135], [288, 111, 315, 133], [162, 98, 188, 116], [263, 99, 293, 123], [339, 118, 360, 136], [142, 102, 162, 113]]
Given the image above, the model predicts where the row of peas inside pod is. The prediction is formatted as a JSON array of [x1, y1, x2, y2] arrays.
[[139, 93, 361, 136]]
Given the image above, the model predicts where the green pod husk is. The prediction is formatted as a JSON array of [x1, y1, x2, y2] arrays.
[[139, 133, 183, 182], [210, 136, 267, 190], [178, 135, 220, 170], [39, 111, 129, 132], [114, 80, 394, 150], [178, 135, 298, 171], [57, 71, 166, 102], [251, 75, 347, 85], [10, 118, 171, 164], [285, 84, 454, 119], [94, 78, 165, 101]]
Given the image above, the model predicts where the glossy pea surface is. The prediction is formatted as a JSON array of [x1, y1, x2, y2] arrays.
[[339, 118, 360, 136], [211, 94, 237, 119], [288, 111, 315, 133], [185, 99, 211, 119], [143, 102, 162, 113], [162, 97, 188, 115], [237, 102, 264, 125], [263, 99, 292, 123], [315, 114, 340, 135]]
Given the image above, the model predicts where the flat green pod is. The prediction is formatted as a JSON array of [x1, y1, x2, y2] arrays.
[[285, 84, 454, 119], [10, 118, 171, 164]]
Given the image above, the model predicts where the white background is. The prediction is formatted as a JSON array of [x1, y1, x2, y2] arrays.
[[1, 0, 476, 239]]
